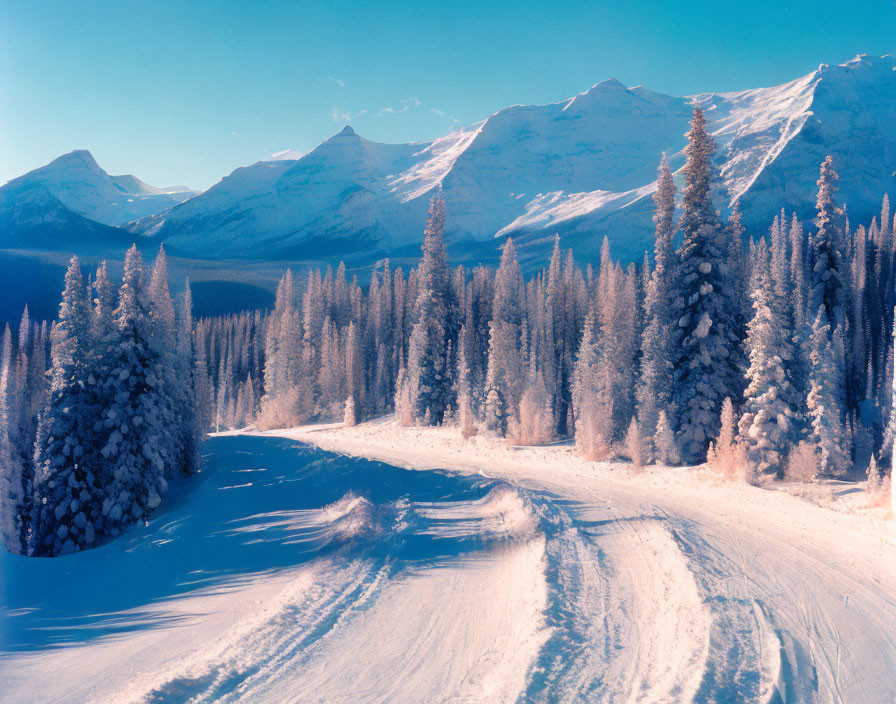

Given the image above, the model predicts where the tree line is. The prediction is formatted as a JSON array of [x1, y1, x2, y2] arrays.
[[255, 109, 896, 480], [3, 106, 896, 556]]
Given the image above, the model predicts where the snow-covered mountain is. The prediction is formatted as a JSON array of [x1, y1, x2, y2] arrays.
[[129, 54, 896, 265], [5, 55, 896, 266], [1, 150, 196, 230], [134, 127, 433, 260]]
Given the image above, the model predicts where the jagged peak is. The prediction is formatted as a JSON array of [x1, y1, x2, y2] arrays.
[[49, 149, 103, 171], [817, 53, 896, 78], [591, 77, 626, 90]]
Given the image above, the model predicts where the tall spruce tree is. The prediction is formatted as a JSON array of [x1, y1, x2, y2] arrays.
[[407, 194, 454, 424], [0, 324, 24, 553], [739, 239, 800, 477], [807, 309, 850, 476], [809, 156, 847, 330], [670, 108, 744, 463], [31, 257, 100, 555], [485, 238, 524, 434], [637, 153, 677, 440], [98, 246, 175, 537]]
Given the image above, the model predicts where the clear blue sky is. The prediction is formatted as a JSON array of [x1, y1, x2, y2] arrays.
[[2, 0, 895, 189]]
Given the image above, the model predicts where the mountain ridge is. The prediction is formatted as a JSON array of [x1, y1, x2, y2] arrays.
[[4, 54, 896, 268], [1, 150, 197, 229]]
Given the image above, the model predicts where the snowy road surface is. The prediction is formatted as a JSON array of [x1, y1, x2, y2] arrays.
[[3, 425, 896, 703]]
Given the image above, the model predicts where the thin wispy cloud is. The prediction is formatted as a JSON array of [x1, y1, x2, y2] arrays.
[[377, 96, 456, 121], [329, 107, 367, 122], [329, 97, 459, 126], [320, 75, 346, 88]]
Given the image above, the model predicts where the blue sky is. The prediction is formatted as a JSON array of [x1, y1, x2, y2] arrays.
[[2, 0, 895, 189]]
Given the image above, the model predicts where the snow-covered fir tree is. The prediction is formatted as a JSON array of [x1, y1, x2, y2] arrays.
[[808, 156, 847, 331], [485, 238, 524, 435], [670, 107, 744, 463], [0, 324, 24, 553], [637, 153, 677, 441], [31, 257, 102, 555], [738, 239, 800, 477], [572, 312, 613, 459], [407, 194, 454, 424], [807, 310, 850, 476], [653, 410, 680, 465], [28, 247, 203, 555]]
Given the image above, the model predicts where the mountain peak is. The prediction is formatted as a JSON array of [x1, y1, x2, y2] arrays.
[[50, 149, 102, 172], [581, 78, 628, 95], [337, 125, 358, 137]]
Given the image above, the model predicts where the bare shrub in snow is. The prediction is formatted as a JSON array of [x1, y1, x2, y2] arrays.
[[625, 418, 643, 470], [576, 397, 613, 461], [706, 398, 746, 480], [866, 472, 893, 509], [257, 388, 309, 431], [507, 384, 552, 446], [457, 393, 477, 440], [784, 441, 818, 483]]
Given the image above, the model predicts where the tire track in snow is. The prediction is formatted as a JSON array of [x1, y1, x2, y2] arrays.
[[512, 485, 712, 704], [121, 556, 389, 704], [120, 485, 550, 704]]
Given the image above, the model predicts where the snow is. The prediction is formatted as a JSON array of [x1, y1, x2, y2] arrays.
[[1, 436, 549, 703], [265, 150, 303, 162], [6, 420, 896, 701], [257, 419, 896, 701]]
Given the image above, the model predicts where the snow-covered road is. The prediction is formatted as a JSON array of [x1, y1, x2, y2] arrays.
[[265, 421, 896, 703], [3, 423, 896, 703]]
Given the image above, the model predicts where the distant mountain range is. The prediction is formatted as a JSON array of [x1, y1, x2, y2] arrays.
[[0, 150, 196, 251], [3, 54, 896, 269]]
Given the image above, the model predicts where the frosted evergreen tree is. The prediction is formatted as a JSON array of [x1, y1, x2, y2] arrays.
[[10, 306, 34, 506], [259, 270, 310, 426], [738, 239, 800, 477], [176, 278, 201, 474], [850, 225, 868, 400], [809, 156, 847, 330], [595, 250, 638, 440], [726, 202, 751, 329], [653, 410, 680, 465], [485, 238, 524, 434], [344, 320, 362, 423], [193, 320, 213, 433], [147, 247, 184, 473], [572, 312, 613, 459], [670, 107, 744, 463], [407, 194, 453, 424], [637, 153, 677, 439], [0, 324, 24, 553], [807, 310, 850, 476], [707, 397, 744, 479], [98, 246, 176, 540], [789, 214, 807, 332], [31, 257, 100, 555]]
